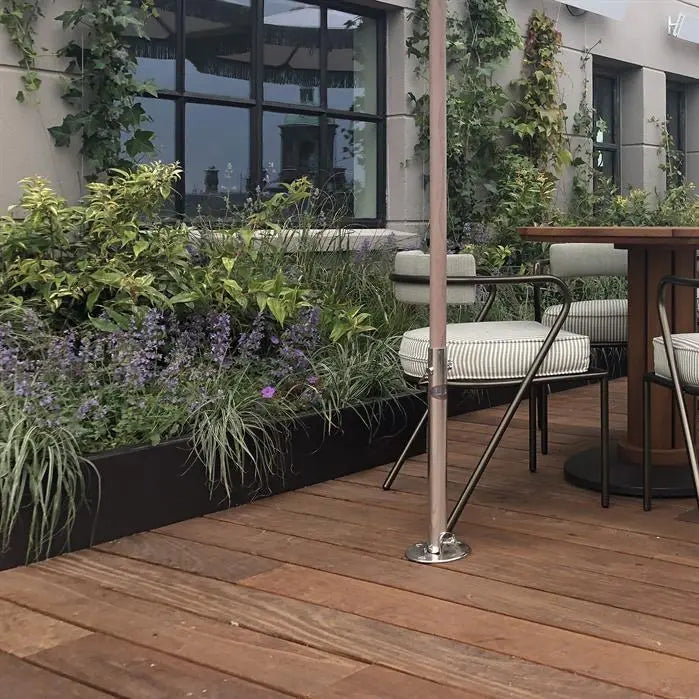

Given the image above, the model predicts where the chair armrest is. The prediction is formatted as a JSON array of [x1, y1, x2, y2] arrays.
[[657, 276, 699, 388]]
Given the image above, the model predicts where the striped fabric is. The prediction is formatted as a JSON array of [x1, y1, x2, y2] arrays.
[[542, 299, 627, 344], [653, 334, 699, 388], [399, 321, 590, 381]]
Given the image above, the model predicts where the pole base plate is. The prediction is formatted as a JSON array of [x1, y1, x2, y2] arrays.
[[405, 534, 470, 564]]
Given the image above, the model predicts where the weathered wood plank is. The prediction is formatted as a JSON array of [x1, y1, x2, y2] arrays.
[[240, 565, 699, 696], [25, 549, 647, 698], [0, 566, 362, 696], [0, 598, 92, 657], [147, 520, 699, 661], [33, 633, 287, 698], [0, 650, 111, 698]]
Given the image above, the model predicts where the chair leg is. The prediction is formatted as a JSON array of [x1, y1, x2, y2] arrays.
[[538, 384, 549, 455], [669, 382, 699, 511], [383, 406, 428, 491], [600, 375, 610, 508], [643, 376, 652, 511], [529, 385, 537, 473]]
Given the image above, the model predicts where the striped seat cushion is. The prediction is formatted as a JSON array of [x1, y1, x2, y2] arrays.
[[399, 321, 590, 381], [542, 299, 627, 344], [653, 334, 699, 388]]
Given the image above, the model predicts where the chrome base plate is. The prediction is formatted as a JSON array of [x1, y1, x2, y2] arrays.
[[405, 534, 470, 564]]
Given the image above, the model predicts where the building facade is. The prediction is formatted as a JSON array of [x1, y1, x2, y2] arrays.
[[2, 0, 699, 236]]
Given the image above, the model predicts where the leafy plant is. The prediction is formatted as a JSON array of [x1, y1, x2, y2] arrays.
[[0, 0, 42, 101], [50, 0, 157, 175]]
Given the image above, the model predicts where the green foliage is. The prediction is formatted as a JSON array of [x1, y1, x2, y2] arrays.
[[50, 0, 157, 174], [408, 0, 521, 236], [506, 11, 570, 171], [0, 0, 42, 101]]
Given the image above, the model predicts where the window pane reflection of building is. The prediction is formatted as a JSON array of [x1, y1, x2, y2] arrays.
[[125, 0, 176, 90], [264, 0, 320, 105], [331, 119, 376, 219], [185, 0, 252, 98], [327, 12, 376, 114], [185, 104, 250, 217], [263, 111, 320, 189]]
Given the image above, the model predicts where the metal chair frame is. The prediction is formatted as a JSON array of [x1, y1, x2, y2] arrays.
[[533, 258, 626, 455], [642, 275, 699, 512], [383, 272, 611, 530]]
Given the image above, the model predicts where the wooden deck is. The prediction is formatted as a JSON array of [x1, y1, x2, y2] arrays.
[[1, 379, 699, 698]]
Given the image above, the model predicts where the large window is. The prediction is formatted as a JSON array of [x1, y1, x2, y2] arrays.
[[666, 81, 686, 183], [592, 71, 620, 187], [127, 0, 385, 223]]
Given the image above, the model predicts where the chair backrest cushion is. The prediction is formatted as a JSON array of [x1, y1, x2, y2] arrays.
[[393, 250, 476, 305], [549, 243, 627, 278]]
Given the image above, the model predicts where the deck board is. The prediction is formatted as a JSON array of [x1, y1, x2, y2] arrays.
[[0, 380, 698, 698]]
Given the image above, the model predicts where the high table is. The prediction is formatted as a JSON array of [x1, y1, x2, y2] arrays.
[[519, 227, 698, 497]]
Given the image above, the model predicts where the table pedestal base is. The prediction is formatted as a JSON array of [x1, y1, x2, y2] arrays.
[[564, 441, 695, 497]]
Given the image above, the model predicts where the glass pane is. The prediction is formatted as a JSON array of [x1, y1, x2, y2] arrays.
[[327, 12, 377, 113], [666, 87, 684, 151], [263, 0, 320, 105], [263, 111, 320, 190], [593, 74, 615, 144], [185, 104, 250, 217], [125, 0, 177, 89], [185, 0, 252, 98], [328, 119, 377, 219], [593, 147, 616, 182], [137, 98, 176, 164]]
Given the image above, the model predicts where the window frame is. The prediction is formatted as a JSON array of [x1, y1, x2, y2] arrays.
[[135, 0, 387, 226], [592, 69, 621, 188], [665, 80, 687, 180]]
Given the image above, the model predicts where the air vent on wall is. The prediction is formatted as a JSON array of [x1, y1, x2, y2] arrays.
[[553, 0, 628, 21]]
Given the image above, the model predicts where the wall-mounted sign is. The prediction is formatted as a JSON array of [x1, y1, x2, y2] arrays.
[[553, 0, 628, 21], [669, 13, 699, 45]]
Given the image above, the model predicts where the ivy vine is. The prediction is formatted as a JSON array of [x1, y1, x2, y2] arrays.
[[0, 0, 42, 102], [506, 10, 570, 171], [49, 0, 157, 177]]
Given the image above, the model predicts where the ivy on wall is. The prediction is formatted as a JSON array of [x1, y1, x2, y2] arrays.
[[0, 0, 42, 101], [0, 0, 156, 176], [50, 0, 157, 176]]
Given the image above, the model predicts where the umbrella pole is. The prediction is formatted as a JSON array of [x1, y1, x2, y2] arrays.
[[406, 0, 469, 564]]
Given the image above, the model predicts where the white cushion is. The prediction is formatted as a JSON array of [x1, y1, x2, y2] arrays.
[[542, 299, 627, 344], [399, 321, 590, 380], [550, 243, 627, 278], [653, 334, 699, 388], [393, 250, 477, 305]]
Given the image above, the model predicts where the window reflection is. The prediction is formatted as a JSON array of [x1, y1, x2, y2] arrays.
[[185, 0, 252, 98], [264, 0, 320, 105], [185, 104, 250, 217], [263, 111, 320, 189], [327, 12, 376, 114], [330, 119, 376, 219], [125, 0, 177, 90]]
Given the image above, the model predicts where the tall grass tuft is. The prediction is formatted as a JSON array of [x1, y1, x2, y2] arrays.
[[0, 395, 97, 562]]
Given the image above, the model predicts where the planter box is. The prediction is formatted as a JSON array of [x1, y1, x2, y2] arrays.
[[1, 389, 496, 571], [1, 353, 627, 572]]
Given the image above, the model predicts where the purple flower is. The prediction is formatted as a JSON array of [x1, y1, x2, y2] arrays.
[[260, 386, 276, 398], [237, 312, 266, 361], [307, 375, 318, 385], [271, 306, 320, 381], [208, 312, 231, 367]]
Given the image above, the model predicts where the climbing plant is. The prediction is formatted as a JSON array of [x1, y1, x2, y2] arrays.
[[49, 0, 157, 177], [0, 0, 42, 101], [506, 10, 570, 171], [407, 0, 521, 245]]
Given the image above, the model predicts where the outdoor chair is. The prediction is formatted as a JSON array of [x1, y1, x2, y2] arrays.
[[533, 243, 627, 455], [383, 250, 611, 527], [643, 276, 699, 511]]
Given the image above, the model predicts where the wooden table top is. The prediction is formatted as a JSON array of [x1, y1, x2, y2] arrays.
[[518, 226, 699, 246]]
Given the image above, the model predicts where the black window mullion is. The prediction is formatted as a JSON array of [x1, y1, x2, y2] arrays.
[[175, 98, 186, 216], [176, 0, 185, 94], [318, 8, 329, 189], [251, 0, 264, 190], [376, 12, 386, 224]]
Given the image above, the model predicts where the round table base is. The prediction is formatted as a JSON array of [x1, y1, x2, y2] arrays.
[[564, 442, 695, 498]]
